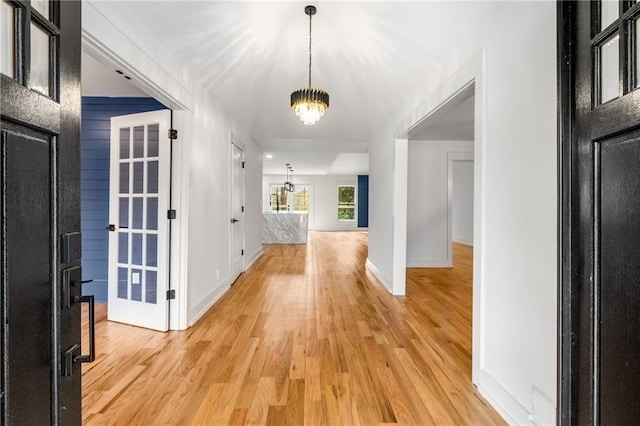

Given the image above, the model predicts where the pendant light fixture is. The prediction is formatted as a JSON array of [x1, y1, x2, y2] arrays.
[[290, 5, 329, 126], [284, 164, 294, 192]]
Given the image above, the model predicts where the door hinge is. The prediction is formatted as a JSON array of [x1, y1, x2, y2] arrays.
[[241, 249, 244, 256], [168, 129, 178, 140], [242, 161, 245, 168], [166, 289, 176, 300], [168, 209, 177, 220], [241, 206, 244, 212]]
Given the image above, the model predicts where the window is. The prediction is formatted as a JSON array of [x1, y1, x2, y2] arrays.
[[269, 184, 287, 211], [337, 185, 355, 221], [292, 185, 310, 212], [1, 0, 59, 98], [1, 1, 15, 77]]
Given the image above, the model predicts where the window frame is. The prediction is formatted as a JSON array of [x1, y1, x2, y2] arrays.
[[1, 0, 59, 100], [292, 184, 310, 212], [268, 184, 288, 211], [337, 184, 356, 222]]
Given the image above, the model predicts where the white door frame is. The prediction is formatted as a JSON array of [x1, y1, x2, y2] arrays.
[[230, 136, 245, 282], [393, 49, 487, 385], [82, 23, 191, 330], [447, 152, 474, 265]]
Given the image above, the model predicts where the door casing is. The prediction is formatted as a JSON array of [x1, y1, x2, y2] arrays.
[[230, 142, 245, 284]]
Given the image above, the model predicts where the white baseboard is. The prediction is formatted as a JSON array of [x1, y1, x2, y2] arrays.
[[188, 282, 230, 327], [365, 258, 392, 293], [476, 368, 531, 425], [244, 247, 263, 271], [406, 258, 452, 268]]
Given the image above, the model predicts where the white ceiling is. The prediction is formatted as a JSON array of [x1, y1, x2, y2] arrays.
[[82, 51, 150, 97], [83, 1, 486, 175]]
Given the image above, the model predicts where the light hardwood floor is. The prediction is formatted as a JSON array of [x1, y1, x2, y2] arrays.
[[82, 231, 505, 425]]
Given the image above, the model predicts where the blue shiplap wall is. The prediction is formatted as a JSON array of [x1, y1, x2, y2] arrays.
[[81, 97, 166, 301], [357, 175, 369, 228]]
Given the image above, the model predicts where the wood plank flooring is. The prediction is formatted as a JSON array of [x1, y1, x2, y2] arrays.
[[82, 231, 505, 425]]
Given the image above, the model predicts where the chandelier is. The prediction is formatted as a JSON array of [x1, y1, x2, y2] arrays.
[[291, 5, 329, 125]]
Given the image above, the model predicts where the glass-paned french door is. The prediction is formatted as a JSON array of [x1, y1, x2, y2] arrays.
[[108, 110, 171, 331]]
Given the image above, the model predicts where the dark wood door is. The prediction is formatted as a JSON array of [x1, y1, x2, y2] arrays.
[[1, 0, 83, 424], [560, 1, 640, 424]]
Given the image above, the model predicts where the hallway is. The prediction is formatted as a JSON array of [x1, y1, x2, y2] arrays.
[[82, 232, 504, 425]]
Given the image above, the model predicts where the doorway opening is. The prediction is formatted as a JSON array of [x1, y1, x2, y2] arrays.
[[80, 50, 174, 331], [392, 50, 487, 386], [405, 83, 476, 382]]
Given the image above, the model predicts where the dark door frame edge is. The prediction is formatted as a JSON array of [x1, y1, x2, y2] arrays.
[[558, 1, 577, 424]]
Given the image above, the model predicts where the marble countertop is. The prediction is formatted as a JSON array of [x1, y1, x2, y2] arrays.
[[262, 211, 308, 244]]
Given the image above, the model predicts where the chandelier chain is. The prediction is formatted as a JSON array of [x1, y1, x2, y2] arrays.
[[308, 11, 312, 88]]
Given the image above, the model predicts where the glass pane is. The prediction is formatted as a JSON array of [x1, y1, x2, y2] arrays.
[[132, 233, 143, 265], [146, 271, 157, 304], [147, 198, 158, 230], [600, 33, 620, 103], [133, 126, 144, 158], [117, 267, 128, 299], [1, 1, 14, 77], [132, 198, 143, 229], [120, 128, 130, 159], [601, 1, 619, 32], [338, 208, 355, 221], [118, 198, 129, 228], [636, 18, 640, 88], [29, 23, 50, 96], [148, 124, 159, 157], [131, 269, 142, 302], [293, 186, 310, 212], [338, 186, 355, 203], [148, 161, 158, 194], [133, 162, 144, 193], [118, 232, 128, 264], [146, 234, 157, 267], [32, 0, 49, 19], [119, 163, 129, 194], [269, 185, 287, 211]]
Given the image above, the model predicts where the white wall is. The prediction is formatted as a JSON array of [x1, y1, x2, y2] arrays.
[[368, 2, 557, 425], [262, 175, 360, 231], [407, 140, 473, 266], [243, 139, 265, 268], [452, 160, 474, 246], [83, 1, 263, 328]]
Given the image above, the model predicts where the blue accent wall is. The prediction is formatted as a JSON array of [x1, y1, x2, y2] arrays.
[[357, 175, 369, 228], [81, 97, 166, 301]]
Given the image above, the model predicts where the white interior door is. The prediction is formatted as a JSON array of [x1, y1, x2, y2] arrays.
[[107, 110, 171, 331], [231, 143, 244, 283]]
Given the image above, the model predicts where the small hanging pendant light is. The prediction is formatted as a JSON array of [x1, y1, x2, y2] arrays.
[[290, 5, 330, 125]]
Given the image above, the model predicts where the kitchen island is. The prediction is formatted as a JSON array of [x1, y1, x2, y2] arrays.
[[262, 211, 308, 244]]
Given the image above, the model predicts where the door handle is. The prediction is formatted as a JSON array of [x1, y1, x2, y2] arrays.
[[231, 218, 239, 223], [62, 294, 96, 377], [74, 295, 95, 364]]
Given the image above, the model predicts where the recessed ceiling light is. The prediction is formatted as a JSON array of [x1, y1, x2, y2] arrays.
[[265, 154, 273, 159]]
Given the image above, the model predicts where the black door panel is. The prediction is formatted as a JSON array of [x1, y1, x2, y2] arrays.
[[3, 126, 52, 425], [560, 1, 640, 424], [599, 134, 640, 424], [0, 0, 83, 423]]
